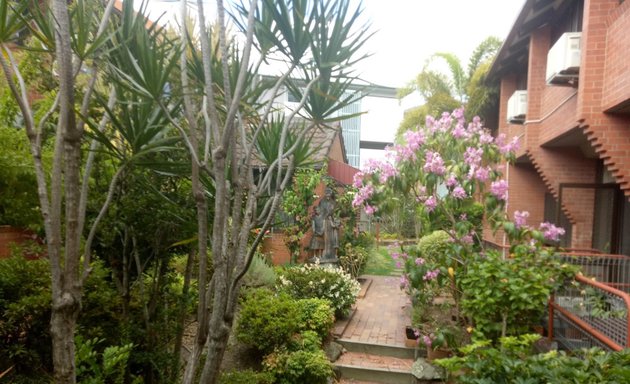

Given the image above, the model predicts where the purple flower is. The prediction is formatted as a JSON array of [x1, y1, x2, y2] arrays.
[[424, 195, 437, 212], [352, 172, 364, 188], [474, 166, 490, 182], [490, 180, 508, 201], [479, 131, 494, 144], [452, 186, 467, 199], [446, 174, 458, 188], [364, 204, 377, 215], [423, 269, 440, 281], [464, 147, 483, 167], [423, 335, 432, 348], [415, 257, 425, 265], [514, 210, 530, 228], [423, 151, 446, 175], [352, 184, 375, 207], [378, 162, 398, 183], [539, 222, 566, 242], [396, 261, 402, 268], [425, 115, 436, 131], [403, 130, 425, 151]]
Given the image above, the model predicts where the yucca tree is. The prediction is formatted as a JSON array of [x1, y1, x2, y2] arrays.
[[0, 1, 186, 382], [398, 36, 502, 134]]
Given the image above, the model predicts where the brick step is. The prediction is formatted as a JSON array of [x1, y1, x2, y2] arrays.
[[334, 351, 416, 384], [337, 339, 419, 359]]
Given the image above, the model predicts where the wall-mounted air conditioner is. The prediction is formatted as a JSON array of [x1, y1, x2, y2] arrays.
[[507, 90, 527, 124], [546, 32, 581, 85]]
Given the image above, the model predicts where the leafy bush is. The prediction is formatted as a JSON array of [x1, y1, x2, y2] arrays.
[[339, 244, 369, 278], [460, 250, 575, 339], [244, 253, 277, 288], [236, 288, 301, 353], [0, 255, 52, 377], [295, 298, 334, 340], [219, 369, 274, 384], [263, 331, 334, 384], [75, 336, 138, 384], [417, 230, 452, 266], [437, 334, 630, 383], [236, 289, 334, 353], [277, 264, 360, 318]]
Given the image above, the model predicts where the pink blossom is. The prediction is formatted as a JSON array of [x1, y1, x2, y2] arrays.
[[352, 184, 375, 207], [396, 261, 402, 268], [378, 162, 398, 183], [452, 186, 467, 199], [415, 257, 425, 265], [423, 151, 446, 175], [446, 174, 458, 187], [490, 180, 508, 201], [424, 195, 437, 212], [403, 130, 425, 151], [423, 269, 440, 281], [464, 147, 483, 167], [479, 131, 494, 144], [425, 115, 436, 131], [422, 335, 432, 348], [352, 172, 364, 188], [539, 222, 566, 242], [452, 122, 466, 138], [514, 210, 530, 228], [474, 166, 490, 182], [364, 204, 377, 215]]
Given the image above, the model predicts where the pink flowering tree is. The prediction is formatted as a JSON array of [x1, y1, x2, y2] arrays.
[[353, 108, 576, 341]]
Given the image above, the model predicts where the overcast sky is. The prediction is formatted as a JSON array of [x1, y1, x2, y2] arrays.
[[138, 0, 525, 88]]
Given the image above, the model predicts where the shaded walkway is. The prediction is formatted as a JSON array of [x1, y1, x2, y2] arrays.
[[341, 275, 412, 346]]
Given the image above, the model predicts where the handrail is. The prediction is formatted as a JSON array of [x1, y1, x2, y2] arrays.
[[549, 274, 630, 350]]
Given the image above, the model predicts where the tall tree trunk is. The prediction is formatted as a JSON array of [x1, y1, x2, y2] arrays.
[[50, 0, 81, 382]]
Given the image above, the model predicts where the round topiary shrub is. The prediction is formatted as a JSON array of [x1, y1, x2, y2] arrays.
[[235, 288, 300, 353], [417, 230, 452, 266], [277, 264, 360, 318], [295, 298, 334, 340]]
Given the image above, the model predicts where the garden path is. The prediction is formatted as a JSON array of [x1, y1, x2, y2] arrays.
[[341, 275, 411, 346]]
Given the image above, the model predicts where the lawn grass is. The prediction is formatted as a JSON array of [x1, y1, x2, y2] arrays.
[[362, 246, 398, 276]]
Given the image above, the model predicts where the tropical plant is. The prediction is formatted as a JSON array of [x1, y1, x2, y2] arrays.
[[397, 36, 502, 134]]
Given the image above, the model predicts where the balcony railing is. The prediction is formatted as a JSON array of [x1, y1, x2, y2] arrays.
[[550, 252, 630, 351]]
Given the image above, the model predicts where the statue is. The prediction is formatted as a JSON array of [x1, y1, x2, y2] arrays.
[[309, 187, 339, 262]]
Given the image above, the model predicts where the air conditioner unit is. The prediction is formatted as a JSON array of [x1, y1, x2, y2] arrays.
[[507, 90, 527, 124], [546, 32, 581, 85]]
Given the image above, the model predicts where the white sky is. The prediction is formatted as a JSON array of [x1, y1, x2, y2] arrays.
[[136, 0, 526, 167], [138, 0, 525, 88]]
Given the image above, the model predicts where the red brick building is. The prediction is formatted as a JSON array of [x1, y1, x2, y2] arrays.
[[487, 0, 630, 254]]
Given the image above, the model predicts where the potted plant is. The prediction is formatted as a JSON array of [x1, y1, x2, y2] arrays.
[[420, 324, 464, 361]]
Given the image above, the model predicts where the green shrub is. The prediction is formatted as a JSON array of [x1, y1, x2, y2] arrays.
[[417, 230, 452, 266], [437, 334, 630, 383], [339, 244, 369, 278], [236, 289, 335, 353], [244, 253, 277, 288], [75, 336, 137, 384], [219, 369, 274, 384], [0, 255, 52, 377], [263, 338, 334, 384], [277, 264, 360, 318], [295, 299, 334, 340], [236, 288, 301, 353]]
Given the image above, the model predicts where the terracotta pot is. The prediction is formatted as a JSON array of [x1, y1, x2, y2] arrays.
[[426, 346, 451, 361]]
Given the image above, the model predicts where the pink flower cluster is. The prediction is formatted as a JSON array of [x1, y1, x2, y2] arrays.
[[496, 133, 520, 155], [514, 210, 530, 228], [423, 269, 440, 281], [490, 180, 508, 201], [539, 222, 566, 242], [423, 151, 446, 175]]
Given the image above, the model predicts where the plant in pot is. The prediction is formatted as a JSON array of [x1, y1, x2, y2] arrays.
[[420, 324, 465, 361]]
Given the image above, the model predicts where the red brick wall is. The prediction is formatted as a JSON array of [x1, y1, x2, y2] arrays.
[[602, 0, 630, 110], [579, 0, 630, 197]]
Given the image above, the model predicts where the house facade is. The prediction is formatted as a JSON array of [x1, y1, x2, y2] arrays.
[[488, 0, 630, 254]]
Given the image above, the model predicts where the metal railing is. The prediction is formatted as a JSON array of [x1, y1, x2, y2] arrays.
[[550, 252, 630, 351]]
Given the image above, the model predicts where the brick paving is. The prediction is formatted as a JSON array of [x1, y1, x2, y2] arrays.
[[341, 275, 412, 347]]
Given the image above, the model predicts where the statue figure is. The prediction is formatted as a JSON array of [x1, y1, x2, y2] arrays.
[[309, 187, 339, 262]]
